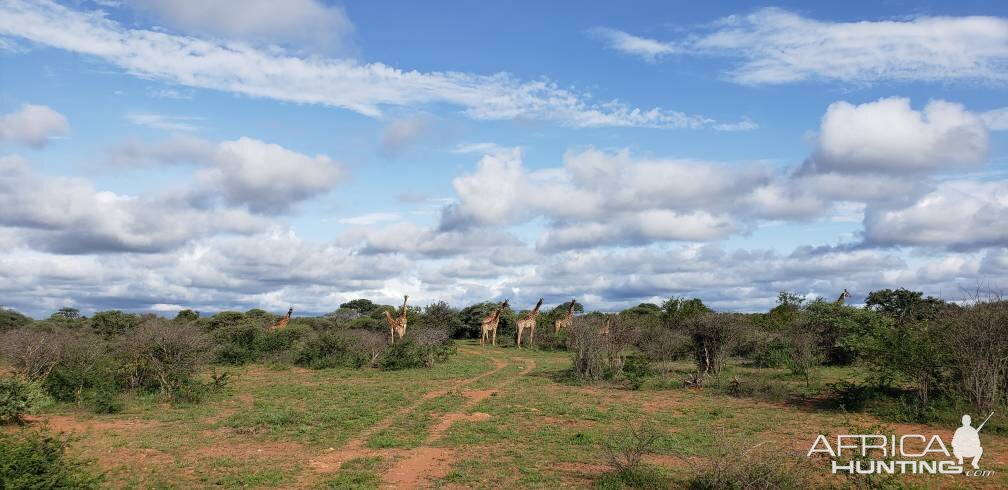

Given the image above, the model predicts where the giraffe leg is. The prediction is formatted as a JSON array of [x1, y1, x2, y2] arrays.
[[492, 328, 496, 347], [530, 325, 535, 347], [516, 325, 522, 348]]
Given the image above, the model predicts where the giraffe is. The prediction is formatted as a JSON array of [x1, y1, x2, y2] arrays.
[[272, 306, 292, 330], [835, 288, 852, 305], [384, 295, 409, 343], [554, 299, 576, 334], [516, 298, 543, 349], [600, 314, 612, 336], [480, 299, 509, 347]]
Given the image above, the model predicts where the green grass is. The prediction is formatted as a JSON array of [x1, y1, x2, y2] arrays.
[[13, 341, 1008, 488]]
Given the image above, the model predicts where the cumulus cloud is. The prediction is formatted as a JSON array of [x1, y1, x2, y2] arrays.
[[588, 27, 680, 61], [593, 8, 1008, 85], [862, 180, 1008, 250], [0, 0, 751, 130], [802, 98, 988, 174], [130, 0, 354, 51], [0, 104, 69, 147], [193, 137, 345, 214], [0, 155, 269, 254], [102, 135, 215, 167]]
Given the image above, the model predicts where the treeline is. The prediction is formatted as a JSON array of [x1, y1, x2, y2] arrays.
[[2, 288, 1006, 423], [562, 288, 1008, 425]]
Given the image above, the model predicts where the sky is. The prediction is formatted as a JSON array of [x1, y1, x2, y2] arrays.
[[0, 0, 1006, 318]]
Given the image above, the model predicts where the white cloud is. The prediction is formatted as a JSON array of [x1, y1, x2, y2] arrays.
[[451, 142, 510, 155], [863, 180, 1008, 250], [595, 8, 1008, 85], [588, 27, 680, 61], [125, 113, 201, 132], [130, 0, 354, 51], [338, 213, 402, 226], [803, 97, 988, 174], [0, 104, 69, 147], [194, 137, 346, 213], [982, 107, 1008, 130], [0, 155, 270, 254], [0, 0, 752, 131]]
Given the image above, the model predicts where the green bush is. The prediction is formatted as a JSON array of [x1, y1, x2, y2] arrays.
[[212, 320, 263, 365], [0, 429, 103, 488], [121, 320, 210, 400], [89, 310, 141, 337], [296, 331, 367, 369], [1, 378, 35, 424], [379, 329, 455, 370], [85, 387, 123, 414], [42, 333, 114, 405], [0, 308, 32, 332]]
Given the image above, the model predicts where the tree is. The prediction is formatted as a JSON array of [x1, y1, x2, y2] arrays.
[[865, 288, 945, 325], [50, 307, 83, 322], [89, 310, 141, 337], [661, 297, 711, 326], [419, 301, 464, 337], [174, 309, 199, 323], [340, 299, 378, 315]]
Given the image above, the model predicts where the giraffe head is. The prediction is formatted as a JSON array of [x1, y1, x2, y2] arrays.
[[287, 306, 293, 317], [842, 288, 851, 299]]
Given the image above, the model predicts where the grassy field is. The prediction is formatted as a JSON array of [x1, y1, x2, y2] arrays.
[[15, 341, 1008, 489]]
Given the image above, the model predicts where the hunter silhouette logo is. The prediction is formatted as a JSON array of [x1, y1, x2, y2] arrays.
[[952, 412, 992, 469], [808, 413, 995, 477]]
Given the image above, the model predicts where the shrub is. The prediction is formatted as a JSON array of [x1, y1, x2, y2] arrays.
[[296, 331, 366, 369], [340, 329, 388, 367], [636, 318, 690, 364], [211, 320, 263, 365], [686, 429, 816, 490], [604, 419, 661, 474], [622, 355, 653, 390], [44, 333, 117, 405], [748, 330, 789, 368], [255, 324, 313, 355], [1, 378, 43, 424], [945, 299, 1008, 413], [786, 324, 823, 389], [417, 301, 464, 337], [85, 387, 123, 414], [203, 311, 247, 331], [379, 329, 455, 370], [0, 308, 32, 332], [0, 328, 63, 381], [121, 319, 210, 400], [89, 310, 141, 337], [683, 313, 747, 382], [0, 429, 103, 488], [568, 315, 635, 381]]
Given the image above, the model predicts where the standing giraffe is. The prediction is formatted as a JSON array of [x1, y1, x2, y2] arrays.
[[554, 299, 576, 334], [516, 298, 543, 349], [480, 299, 509, 347], [384, 295, 409, 343], [272, 307, 292, 330], [835, 289, 852, 305]]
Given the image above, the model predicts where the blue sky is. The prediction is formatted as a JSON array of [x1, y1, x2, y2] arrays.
[[0, 0, 1006, 317]]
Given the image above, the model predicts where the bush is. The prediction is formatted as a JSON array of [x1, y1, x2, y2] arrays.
[[0, 308, 32, 332], [1, 328, 63, 381], [89, 310, 141, 337], [379, 329, 455, 370], [686, 429, 815, 490], [568, 315, 635, 381], [44, 334, 117, 406], [683, 313, 747, 382], [211, 320, 264, 365], [945, 299, 1008, 413], [622, 355, 653, 390], [121, 319, 210, 400], [604, 419, 661, 474], [748, 330, 789, 368], [0, 429, 103, 488], [786, 324, 823, 389], [296, 331, 368, 369], [1, 378, 50, 424]]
